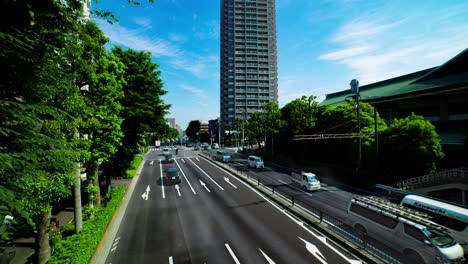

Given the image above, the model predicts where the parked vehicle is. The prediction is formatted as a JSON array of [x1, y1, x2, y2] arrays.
[[216, 151, 231, 162], [212, 143, 219, 149], [400, 194, 468, 255], [166, 167, 181, 184], [155, 140, 161, 148], [347, 196, 465, 263], [248, 156, 264, 168], [290, 171, 320, 191]]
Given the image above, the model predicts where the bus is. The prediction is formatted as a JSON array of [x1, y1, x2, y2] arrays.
[[400, 194, 468, 255]]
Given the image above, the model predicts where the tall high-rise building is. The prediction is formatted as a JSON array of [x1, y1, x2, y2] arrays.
[[220, 0, 278, 126]]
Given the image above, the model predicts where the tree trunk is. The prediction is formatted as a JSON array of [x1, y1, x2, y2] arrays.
[[74, 162, 83, 234], [36, 208, 51, 264], [94, 160, 101, 206]]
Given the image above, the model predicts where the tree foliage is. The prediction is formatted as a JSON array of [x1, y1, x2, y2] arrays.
[[380, 113, 444, 182], [104, 47, 169, 178], [186, 120, 201, 142]]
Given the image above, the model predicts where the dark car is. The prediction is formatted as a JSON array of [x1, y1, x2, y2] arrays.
[[166, 167, 181, 184]]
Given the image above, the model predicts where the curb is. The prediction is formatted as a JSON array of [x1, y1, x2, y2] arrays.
[[90, 155, 147, 264]]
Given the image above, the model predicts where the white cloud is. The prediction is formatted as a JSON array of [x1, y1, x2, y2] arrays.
[[318, 13, 468, 86], [133, 17, 152, 28], [169, 33, 186, 42], [319, 45, 375, 60], [96, 20, 181, 58], [180, 84, 207, 98], [331, 19, 403, 43]]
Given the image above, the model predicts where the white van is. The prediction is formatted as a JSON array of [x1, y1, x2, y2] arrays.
[[347, 196, 465, 263], [291, 171, 320, 191], [400, 194, 468, 255], [248, 156, 264, 168], [216, 151, 231, 162]]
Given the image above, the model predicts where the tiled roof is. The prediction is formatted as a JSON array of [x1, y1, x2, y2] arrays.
[[320, 48, 468, 106]]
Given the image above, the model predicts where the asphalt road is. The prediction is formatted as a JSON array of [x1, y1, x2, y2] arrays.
[[104, 148, 363, 264]]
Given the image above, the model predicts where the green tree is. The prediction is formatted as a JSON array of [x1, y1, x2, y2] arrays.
[[381, 113, 444, 183], [280, 95, 319, 137], [245, 112, 266, 151], [263, 102, 285, 156], [186, 120, 201, 142], [0, 1, 88, 262], [105, 47, 169, 178]]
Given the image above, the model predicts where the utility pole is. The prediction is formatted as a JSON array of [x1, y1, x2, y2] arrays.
[[218, 117, 221, 147], [351, 79, 361, 171]]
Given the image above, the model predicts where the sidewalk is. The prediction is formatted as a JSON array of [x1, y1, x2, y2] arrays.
[[1, 209, 74, 264], [1, 178, 135, 264]]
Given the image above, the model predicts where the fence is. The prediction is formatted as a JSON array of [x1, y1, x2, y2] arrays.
[[397, 167, 468, 190]]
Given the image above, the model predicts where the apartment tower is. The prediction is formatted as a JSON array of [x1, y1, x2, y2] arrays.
[[220, 0, 278, 126]]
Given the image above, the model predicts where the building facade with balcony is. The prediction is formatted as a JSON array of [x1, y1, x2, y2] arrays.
[[220, 0, 278, 126]]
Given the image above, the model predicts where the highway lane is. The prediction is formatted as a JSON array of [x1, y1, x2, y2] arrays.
[[105, 148, 363, 264], [218, 155, 356, 221]]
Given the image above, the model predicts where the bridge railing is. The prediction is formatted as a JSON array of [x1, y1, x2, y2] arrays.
[[397, 167, 468, 190]]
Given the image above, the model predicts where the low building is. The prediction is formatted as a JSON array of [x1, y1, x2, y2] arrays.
[[321, 48, 468, 167]]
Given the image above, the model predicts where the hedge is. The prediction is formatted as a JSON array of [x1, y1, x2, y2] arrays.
[[49, 185, 126, 263]]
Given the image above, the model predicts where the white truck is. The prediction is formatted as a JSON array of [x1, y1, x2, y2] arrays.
[[290, 171, 321, 191], [155, 140, 161, 148]]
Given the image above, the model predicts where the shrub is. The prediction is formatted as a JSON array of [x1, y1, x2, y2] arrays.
[[49, 186, 125, 263]]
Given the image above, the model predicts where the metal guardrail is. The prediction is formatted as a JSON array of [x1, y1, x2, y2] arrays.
[[201, 152, 402, 264], [397, 167, 468, 190]]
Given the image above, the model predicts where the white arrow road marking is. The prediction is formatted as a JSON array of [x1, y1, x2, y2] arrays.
[[149, 160, 154, 165], [224, 177, 237, 189], [175, 160, 196, 195], [259, 249, 276, 264], [141, 185, 150, 200], [299, 237, 327, 264], [181, 158, 185, 163], [168, 256, 174, 264], [175, 184, 181, 197], [188, 158, 224, 190], [199, 180, 211, 192], [225, 243, 240, 264], [196, 157, 200, 161], [159, 159, 165, 199]]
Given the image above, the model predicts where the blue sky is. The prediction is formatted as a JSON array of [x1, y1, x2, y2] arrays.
[[92, 0, 468, 130]]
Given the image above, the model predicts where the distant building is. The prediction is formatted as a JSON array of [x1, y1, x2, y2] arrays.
[[220, 0, 278, 126], [165, 118, 176, 128]]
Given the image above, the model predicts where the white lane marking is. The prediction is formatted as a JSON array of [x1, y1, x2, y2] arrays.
[[159, 159, 165, 199], [196, 157, 200, 161], [320, 186, 333, 192], [259, 248, 276, 264], [202, 156, 362, 264], [225, 243, 240, 264], [141, 185, 150, 200], [224, 177, 237, 189], [200, 180, 211, 192], [175, 160, 196, 195], [168, 256, 174, 264], [175, 184, 181, 197], [299, 237, 327, 264], [188, 158, 224, 190], [278, 180, 313, 197], [181, 158, 185, 163]]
